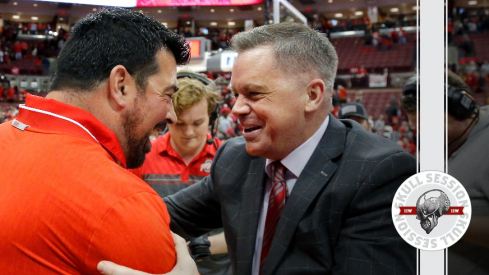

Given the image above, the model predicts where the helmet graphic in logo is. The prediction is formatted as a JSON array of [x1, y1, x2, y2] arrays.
[[416, 190, 450, 234]]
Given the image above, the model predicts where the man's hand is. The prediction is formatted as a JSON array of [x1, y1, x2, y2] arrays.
[[97, 232, 198, 275]]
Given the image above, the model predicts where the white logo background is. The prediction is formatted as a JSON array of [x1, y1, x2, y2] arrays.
[[392, 171, 472, 251]]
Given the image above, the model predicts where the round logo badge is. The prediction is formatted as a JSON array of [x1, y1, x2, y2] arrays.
[[391, 171, 471, 251]]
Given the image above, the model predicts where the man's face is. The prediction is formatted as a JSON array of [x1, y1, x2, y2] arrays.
[[360, 119, 370, 131], [407, 111, 417, 130], [124, 50, 178, 169], [345, 116, 370, 131], [168, 97, 210, 156], [231, 46, 312, 160]]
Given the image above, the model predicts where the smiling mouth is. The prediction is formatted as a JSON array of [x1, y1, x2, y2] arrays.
[[244, 126, 261, 133]]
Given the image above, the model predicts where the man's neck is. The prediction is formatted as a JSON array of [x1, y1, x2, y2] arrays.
[[170, 138, 206, 166], [448, 118, 478, 158]]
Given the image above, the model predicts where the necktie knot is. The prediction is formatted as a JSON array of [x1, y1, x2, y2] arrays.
[[272, 161, 286, 184]]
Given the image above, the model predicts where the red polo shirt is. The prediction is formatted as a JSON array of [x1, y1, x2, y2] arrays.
[[0, 94, 176, 274], [134, 132, 222, 198]]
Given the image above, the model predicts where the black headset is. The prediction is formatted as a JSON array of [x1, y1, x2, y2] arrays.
[[402, 76, 477, 120], [176, 71, 221, 148], [446, 83, 479, 148], [446, 83, 477, 120], [401, 75, 418, 112]]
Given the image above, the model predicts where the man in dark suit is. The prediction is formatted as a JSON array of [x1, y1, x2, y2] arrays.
[[98, 22, 416, 275]]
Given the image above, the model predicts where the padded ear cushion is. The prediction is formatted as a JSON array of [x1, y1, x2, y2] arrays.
[[401, 75, 418, 112], [177, 72, 217, 92], [447, 84, 476, 119]]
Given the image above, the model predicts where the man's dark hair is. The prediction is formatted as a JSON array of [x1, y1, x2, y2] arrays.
[[50, 8, 190, 92]]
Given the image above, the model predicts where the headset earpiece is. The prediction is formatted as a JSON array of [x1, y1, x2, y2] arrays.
[[177, 72, 218, 92], [446, 84, 476, 119]]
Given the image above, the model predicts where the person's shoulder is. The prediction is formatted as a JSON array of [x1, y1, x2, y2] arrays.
[[215, 137, 250, 161], [221, 136, 246, 149]]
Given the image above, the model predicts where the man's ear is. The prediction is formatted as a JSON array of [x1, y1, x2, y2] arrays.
[[305, 79, 326, 113], [108, 65, 134, 110]]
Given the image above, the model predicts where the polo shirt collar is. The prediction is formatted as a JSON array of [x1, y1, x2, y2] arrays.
[[16, 94, 127, 168], [157, 132, 218, 159]]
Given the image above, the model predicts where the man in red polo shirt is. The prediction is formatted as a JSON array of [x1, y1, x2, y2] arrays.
[[0, 8, 196, 275], [133, 71, 231, 275]]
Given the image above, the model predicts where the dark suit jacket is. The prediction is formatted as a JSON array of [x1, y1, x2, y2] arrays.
[[164, 116, 416, 275]]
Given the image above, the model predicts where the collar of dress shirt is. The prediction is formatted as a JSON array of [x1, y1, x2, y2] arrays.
[[265, 115, 330, 179]]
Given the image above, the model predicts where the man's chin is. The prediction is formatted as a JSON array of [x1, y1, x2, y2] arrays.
[[245, 143, 263, 157], [126, 138, 151, 169], [144, 139, 152, 154]]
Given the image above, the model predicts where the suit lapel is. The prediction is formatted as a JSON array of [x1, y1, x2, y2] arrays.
[[236, 157, 267, 275], [263, 116, 347, 274]]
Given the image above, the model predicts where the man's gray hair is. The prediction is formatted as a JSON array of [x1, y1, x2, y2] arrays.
[[230, 22, 338, 91]]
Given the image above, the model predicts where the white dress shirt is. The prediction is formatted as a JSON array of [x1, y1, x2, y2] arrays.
[[251, 116, 330, 274]]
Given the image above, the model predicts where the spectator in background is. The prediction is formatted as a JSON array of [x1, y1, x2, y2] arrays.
[[3, 48, 10, 64], [364, 25, 373, 45], [397, 27, 407, 44], [13, 41, 22, 60], [390, 27, 400, 43], [481, 60, 489, 79], [336, 84, 347, 104], [41, 56, 50, 71], [372, 29, 382, 50], [30, 22, 38, 35], [0, 84, 4, 101], [373, 114, 386, 134], [382, 34, 392, 50], [466, 60, 479, 73], [217, 106, 233, 139], [356, 65, 368, 77], [383, 125, 393, 139], [20, 41, 28, 57], [465, 66, 480, 93], [338, 102, 371, 131], [386, 98, 401, 125], [354, 65, 368, 87], [400, 74, 418, 143], [133, 71, 231, 275], [401, 136, 416, 156], [368, 115, 374, 131], [6, 84, 15, 103], [458, 34, 475, 58]]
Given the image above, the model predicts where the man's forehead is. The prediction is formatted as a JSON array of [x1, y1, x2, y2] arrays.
[[230, 83, 268, 93]]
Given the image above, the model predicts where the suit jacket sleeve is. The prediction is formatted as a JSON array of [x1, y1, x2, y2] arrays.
[[332, 150, 416, 275]]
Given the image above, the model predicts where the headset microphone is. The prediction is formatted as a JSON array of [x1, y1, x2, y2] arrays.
[[206, 105, 220, 149]]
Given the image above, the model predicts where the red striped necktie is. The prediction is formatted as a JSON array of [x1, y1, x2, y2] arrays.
[[260, 161, 288, 271]]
